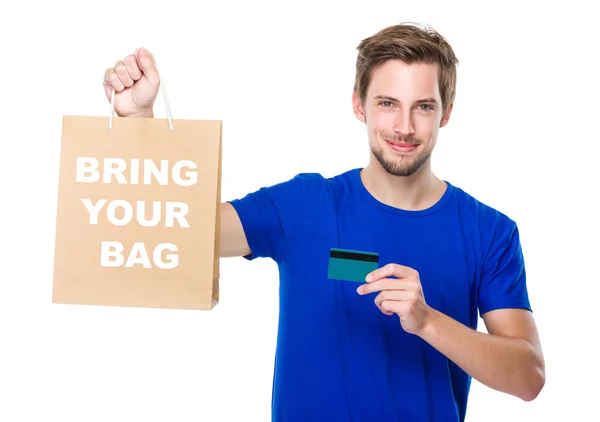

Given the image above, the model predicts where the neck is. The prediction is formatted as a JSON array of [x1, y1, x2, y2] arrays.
[[360, 159, 447, 211]]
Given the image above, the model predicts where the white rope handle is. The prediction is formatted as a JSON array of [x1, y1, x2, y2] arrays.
[[109, 60, 174, 131]]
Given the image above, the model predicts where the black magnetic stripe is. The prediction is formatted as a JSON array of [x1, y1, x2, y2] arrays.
[[330, 250, 379, 262]]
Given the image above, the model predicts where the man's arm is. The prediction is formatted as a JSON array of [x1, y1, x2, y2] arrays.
[[417, 307, 545, 401], [359, 263, 546, 402], [103, 47, 305, 263], [219, 202, 251, 258]]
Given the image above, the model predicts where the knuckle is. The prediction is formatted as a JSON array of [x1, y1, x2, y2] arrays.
[[124, 56, 140, 75], [115, 64, 127, 76], [109, 74, 124, 90], [124, 55, 136, 66], [383, 279, 395, 291], [408, 280, 420, 291]]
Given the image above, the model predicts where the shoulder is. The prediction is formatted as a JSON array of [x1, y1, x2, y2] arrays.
[[450, 186, 533, 313], [257, 171, 330, 203], [281, 169, 356, 188], [451, 183, 518, 232], [258, 169, 356, 203], [229, 170, 354, 221], [450, 184, 522, 264]]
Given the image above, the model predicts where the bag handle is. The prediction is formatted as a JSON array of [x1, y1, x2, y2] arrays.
[[108, 60, 174, 132]]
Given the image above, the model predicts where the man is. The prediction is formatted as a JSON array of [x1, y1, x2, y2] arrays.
[[103, 23, 545, 422]]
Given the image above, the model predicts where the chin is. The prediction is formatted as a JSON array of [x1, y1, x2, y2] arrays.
[[372, 145, 431, 177]]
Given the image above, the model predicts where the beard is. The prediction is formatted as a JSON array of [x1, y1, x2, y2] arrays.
[[371, 133, 431, 177]]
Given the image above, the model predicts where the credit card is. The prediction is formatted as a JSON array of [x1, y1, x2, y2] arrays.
[[327, 248, 379, 283]]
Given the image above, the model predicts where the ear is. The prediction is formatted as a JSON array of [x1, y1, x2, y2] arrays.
[[352, 91, 366, 123], [439, 103, 453, 128]]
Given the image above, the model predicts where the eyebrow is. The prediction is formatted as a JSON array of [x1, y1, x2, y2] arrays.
[[374, 95, 439, 106]]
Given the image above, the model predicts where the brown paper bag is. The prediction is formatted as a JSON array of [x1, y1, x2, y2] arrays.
[[52, 112, 222, 311]]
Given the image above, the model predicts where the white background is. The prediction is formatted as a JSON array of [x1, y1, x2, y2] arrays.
[[1, 0, 598, 420]]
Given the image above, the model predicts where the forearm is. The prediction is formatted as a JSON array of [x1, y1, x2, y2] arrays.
[[417, 308, 545, 401]]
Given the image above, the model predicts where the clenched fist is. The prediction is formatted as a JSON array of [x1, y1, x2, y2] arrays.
[[103, 47, 159, 118]]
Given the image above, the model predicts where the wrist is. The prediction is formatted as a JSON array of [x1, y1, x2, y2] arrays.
[[416, 306, 441, 339], [126, 109, 154, 118]]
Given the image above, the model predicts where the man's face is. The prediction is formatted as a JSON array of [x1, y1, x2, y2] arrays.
[[353, 59, 453, 177]]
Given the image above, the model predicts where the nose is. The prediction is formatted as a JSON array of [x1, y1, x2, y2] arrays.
[[392, 109, 415, 137]]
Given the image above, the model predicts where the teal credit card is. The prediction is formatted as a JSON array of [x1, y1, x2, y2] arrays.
[[327, 248, 379, 283]]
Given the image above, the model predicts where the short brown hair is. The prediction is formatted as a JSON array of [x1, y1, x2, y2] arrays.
[[354, 23, 459, 112]]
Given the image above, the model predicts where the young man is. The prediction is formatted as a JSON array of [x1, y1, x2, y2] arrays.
[[104, 23, 545, 422]]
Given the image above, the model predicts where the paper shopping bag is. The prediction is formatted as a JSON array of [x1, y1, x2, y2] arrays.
[[52, 115, 222, 310]]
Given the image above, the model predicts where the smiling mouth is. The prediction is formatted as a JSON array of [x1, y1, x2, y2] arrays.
[[385, 140, 417, 153]]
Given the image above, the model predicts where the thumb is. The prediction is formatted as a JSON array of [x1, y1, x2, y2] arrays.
[[134, 47, 160, 88]]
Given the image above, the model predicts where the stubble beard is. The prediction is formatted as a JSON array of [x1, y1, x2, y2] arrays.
[[371, 133, 431, 177]]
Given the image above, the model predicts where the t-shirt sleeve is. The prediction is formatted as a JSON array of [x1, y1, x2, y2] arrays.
[[478, 215, 532, 316], [226, 173, 324, 263]]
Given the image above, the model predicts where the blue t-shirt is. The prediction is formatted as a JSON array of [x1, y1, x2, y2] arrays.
[[228, 168, 531, 422]]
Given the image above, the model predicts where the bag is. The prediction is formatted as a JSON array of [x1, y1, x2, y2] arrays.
[[52, 77, 222, 310]]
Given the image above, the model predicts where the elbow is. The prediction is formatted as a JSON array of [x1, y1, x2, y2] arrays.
[[519, 356, 546, 402], [520, 377, 545, 402]]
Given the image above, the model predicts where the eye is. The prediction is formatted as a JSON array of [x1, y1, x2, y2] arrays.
[[418, 104, 434, 111], [379, 101, 393, 107]]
